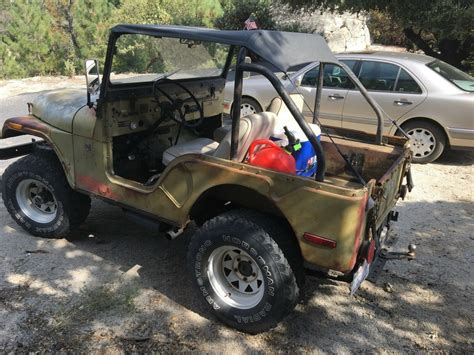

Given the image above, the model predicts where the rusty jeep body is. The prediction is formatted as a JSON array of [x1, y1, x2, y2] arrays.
[[1, 25, 414, 333]]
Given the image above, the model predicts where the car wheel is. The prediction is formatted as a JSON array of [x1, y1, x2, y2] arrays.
[[2, 152, 91, 238], [239, 98, 262, 117], [400, 120, 446, 164], [187, 209, 300, 334]]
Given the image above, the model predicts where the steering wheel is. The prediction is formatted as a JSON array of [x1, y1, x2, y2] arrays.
[[152, 77, 204, 129]]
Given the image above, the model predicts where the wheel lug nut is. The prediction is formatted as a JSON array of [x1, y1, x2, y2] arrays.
[[236, 258, 241, 262], [243, 277, 247, 281], [252, 273, 256, 277], [234, 268, 238, 272]]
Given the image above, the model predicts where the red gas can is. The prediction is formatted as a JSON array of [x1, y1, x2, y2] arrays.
[[247, 140, 296, 174]]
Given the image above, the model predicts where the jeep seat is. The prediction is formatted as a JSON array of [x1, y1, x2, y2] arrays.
[[267, 93, 305, 119], [162, 112, 276, 166]]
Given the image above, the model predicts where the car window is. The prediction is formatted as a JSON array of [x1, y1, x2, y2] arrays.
[[395, 68, 422, 93], [358, 61, 400, 91], [340, 59, 358, 72], [427, 60, 474, 92], [301, 64, 354, 89]]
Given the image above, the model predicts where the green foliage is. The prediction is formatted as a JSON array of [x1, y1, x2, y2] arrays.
[[0, 0, 115, 79], [367, 11, 407, 47], [164, 0, 223, 27], [214, 0, 275, 30], [113, 0, 172, 25], [282, 0, 473, 70], [0, 1, 58, 78]]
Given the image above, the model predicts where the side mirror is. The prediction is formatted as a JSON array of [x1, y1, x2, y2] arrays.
[[84, 59, 100, 107], [294, 75, 303, 87]]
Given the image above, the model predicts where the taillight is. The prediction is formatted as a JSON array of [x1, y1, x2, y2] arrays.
[[303, 233, 337, 249]]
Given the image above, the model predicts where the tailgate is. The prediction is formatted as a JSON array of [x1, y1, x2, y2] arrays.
[[372, 148, 412, 229]]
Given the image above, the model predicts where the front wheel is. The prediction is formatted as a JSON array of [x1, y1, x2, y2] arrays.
[[2, 152, 91, 238], [187, 210, 299, 334]]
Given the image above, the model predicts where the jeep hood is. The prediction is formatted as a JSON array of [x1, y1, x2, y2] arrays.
[[31, 89, 87, 132]]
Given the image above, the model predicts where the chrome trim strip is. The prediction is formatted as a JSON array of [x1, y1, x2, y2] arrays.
[[447, 127, 474, 140]]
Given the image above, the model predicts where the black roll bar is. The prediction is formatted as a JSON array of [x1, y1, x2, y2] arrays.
[[313, 62, 324, 124], [229, 47, 247, 161], [231, 61, 327, 182]]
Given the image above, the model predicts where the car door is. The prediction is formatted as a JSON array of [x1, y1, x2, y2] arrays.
[[295, 60, 357, 127], [342, 60, 427, 134]]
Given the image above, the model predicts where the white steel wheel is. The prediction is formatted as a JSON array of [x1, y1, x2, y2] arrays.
[[407, 127, 436, 159], [207, 245, 265, 309], [15, 178, 58, 224]]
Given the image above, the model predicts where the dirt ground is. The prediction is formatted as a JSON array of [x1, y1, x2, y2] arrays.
[[0, 78, 473, 353]]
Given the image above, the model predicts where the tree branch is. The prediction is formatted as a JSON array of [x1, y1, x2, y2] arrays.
[[403, 27, 439, 59]]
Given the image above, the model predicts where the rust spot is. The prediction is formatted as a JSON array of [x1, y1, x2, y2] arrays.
[[77, 174, 119, 200]]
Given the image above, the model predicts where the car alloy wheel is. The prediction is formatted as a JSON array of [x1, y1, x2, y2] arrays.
[[407, 127, 436, 159]]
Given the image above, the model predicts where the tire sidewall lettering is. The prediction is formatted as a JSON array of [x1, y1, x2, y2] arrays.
[[193, 232, 279, 325]]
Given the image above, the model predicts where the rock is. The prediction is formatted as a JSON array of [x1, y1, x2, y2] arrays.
[[270, 4, 371, 52], [383, 282, 394, 293]]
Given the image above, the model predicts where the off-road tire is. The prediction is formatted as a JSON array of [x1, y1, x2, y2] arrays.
[[399, 120, 446, 164], [187, 209, 300, 334], [2, 152, 91, 238]]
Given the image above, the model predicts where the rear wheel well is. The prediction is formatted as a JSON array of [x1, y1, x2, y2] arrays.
[[397, 117, 449, 146], [190, 184, 304, 286]]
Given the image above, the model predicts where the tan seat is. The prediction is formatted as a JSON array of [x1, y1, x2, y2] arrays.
[[267, 93, 305, 119], [162, 112, 276, 166]]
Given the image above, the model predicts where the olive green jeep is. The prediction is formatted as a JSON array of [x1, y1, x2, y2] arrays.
[[0, 25, 415, 333]]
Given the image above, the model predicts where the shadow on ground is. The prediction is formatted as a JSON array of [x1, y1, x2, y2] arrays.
[[0, 151, 473, 352]]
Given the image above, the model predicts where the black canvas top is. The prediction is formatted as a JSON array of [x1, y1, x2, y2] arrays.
[[111, 24, 339, 73]]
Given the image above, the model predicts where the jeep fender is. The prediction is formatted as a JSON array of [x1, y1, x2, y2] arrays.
[[1, 116, 76, 187]]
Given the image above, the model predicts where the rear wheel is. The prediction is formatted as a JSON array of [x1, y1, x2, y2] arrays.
[[2, 152, 91, 238], [187, 209, 300, 334], [400, 120, 446, 163]]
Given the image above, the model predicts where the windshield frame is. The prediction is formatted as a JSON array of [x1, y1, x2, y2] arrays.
[[100, 32, 235, 100], [427, 60, 474, 92]]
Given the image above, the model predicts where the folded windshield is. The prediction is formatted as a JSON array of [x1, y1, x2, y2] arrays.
[[427, 60, 474, 92], [110, 34, 230, 84]]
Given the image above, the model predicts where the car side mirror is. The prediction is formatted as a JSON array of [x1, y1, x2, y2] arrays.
[[294, 75, 303, 87], [84, 59, 100, 107]]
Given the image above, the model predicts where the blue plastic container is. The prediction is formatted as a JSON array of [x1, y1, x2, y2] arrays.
[[271, 123, 321, 177]]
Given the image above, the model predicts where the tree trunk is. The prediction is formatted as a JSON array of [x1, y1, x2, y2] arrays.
[[64, 0, 81, 59], [403, 27, 469, 70]]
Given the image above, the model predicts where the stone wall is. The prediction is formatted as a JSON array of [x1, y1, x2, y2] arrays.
[[271, 5, 371, 53]]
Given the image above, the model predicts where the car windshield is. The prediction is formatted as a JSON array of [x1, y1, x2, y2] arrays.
[[427, 60, 474, 92], [110, 34, 230, 84]]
